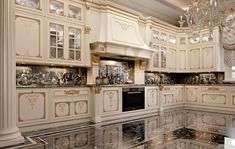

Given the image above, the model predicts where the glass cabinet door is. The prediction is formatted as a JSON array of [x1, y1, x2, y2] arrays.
[[49, 23, 64, 59], [152, 30, 160, 42], [68, 27, 81, 61], [152, 45, 160, 68], [49, 0, 64, 16], [68, 5, 81, 20], [161, 47, 166, 68], [169, 35, 177, 44], [15, 0, 40, 10]]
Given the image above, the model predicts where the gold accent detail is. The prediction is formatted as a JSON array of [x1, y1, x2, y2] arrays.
[[95, 87, 101, 94], [64, 90, 80, 96], [149, 42, 152, 47], [99, 47, 105, 52], [139, 60, 147, 69], [208, 87, 219, 91], [18, 92, 46, 122], [103, 90, 119, 112], [55, 102, 70, 117], [159, 85, 164, 91], [85, 26, 91, 34], [91, 54, 100, 65], [74, 100, 88, 115]]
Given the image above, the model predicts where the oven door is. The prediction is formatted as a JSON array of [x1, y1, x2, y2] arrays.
[[122, 87, 145, 112]]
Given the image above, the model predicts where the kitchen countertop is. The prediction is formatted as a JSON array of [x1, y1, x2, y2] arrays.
[[16, 83, 235, 88]]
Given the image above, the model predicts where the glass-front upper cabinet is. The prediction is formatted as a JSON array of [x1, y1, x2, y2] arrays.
[[160, 32, 167, 42], [152, 45, 160, 68], [161, 47, 167, 68], [152, 30, 160, 42], [47, 0, 83, 22], [179, 37, 186, 45], [169, 35, 177, 45], [68, 27, 81, 61], [49, 0, 64, 16], [15, 0, 42, 10], [202, 33, 213, 42], [49, 23, 64, 59], [188, 34, 200, 44]]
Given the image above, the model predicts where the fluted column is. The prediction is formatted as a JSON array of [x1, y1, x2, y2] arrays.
[[0, 0, 24, 147]]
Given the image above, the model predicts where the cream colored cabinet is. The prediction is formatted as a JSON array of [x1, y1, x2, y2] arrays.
[[46, 19, 85, 66], [185, 86, 199, 104], [15, 12, 44, 63], [51, 88, 90, 121], [178, 49, 187, 71], [149, 45, 167, 71], [15, 0, 44, 14], [145, 87, 159, 109], [167, 48, 177, 70], [101, 88, 122, 115], [16, 89, 49, 126], [160, 86, 184, 108], [202, 46, 214, 69], [201, 86, 228, 108], [189, 48, 200, 70], [46, 0, 84, 23]]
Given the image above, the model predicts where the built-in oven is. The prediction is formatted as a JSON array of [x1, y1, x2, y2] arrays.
[[122, 87, 145, 112]]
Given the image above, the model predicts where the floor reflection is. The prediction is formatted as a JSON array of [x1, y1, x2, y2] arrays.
[[6, 107, 234, 149]]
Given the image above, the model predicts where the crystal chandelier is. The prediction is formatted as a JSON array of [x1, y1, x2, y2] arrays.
[[178, 0, 235, 39]]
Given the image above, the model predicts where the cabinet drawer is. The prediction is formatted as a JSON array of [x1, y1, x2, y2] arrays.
[[52, 88, 89, 98]]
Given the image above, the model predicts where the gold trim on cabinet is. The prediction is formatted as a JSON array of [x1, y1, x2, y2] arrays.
[[18, 92, 46, 122], [95, 87, 101, 94], [64, 90, 80, 96], [55, 102, 71, 117], [103, 90, 119, 112]]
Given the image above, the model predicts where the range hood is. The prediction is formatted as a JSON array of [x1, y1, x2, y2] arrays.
[[90, 11, 154, 60]]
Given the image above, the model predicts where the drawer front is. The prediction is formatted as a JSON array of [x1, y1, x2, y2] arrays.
[[52, 88, 90, 98]]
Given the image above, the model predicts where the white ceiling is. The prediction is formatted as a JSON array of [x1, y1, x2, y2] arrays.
[[110, 0, 188, 26]]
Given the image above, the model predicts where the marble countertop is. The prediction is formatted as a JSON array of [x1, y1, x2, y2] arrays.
[[16, 83, 235, 88]]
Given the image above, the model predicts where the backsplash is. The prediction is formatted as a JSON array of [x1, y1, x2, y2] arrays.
[[145, 72, 224, 85], [97, 58, 134, 85], [16, 65, 87, 87]]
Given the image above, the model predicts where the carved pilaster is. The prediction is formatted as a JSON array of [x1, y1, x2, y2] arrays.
[[0, 0, 24, 147]]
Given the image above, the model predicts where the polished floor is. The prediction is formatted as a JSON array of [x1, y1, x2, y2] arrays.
[[5, 107, 234, 149]]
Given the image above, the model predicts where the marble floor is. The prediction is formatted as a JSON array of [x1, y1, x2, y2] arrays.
[[4, 107, 235, 149]]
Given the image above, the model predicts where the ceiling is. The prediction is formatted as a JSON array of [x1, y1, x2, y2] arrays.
[[110, 0, 188, 26]]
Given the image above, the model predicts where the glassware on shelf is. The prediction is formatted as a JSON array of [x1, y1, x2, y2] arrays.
[[49, 0, 64, 16], [152, 30, 160, 41], [68, 27, 81, 61], [49, 23, 64, 59], [16, 0, 40, 9], [188, 34, 200, 44], [161, 47, 166, 68], [68, 5, 81, 20]]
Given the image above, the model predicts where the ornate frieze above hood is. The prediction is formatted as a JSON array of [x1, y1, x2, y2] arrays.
[[90, 11, 154, 60]]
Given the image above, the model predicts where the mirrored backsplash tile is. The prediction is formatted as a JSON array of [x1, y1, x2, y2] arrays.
[[145, 72, 224, 85], [16, 65, 87, 87]]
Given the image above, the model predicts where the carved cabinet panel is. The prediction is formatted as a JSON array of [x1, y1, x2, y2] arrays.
[[17, 89, 49, 125], [186, 87, 199, 103], [202, 46, 213, 69], [145, 87, 159, 109], [15, 13, 44, 62], [178, 49, 187, 71], [168, 48, 177, 70], [101, 88, 121, 114], [102, 127, 121, 149], [189, 48, 200, 70], [51, 88, 90, 121], [201, 87, 228, 107]]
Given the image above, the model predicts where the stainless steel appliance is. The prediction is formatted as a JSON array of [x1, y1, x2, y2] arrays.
[[122, 87, 145, 112]]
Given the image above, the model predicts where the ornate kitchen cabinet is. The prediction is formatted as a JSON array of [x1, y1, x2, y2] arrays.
[[15, 0, 44, 15], [51, 88, 90, 122], [148, 28, 178, 72], [200, 86, 229, 108], [145, 86, 159, 110], [100, 87, 122, 116], [16, 88, 49, 126], [185, 86, 200, 105], [15, 12, 44, 63], [46, 18, 86, 66], [46, 0, 85, 24], [160, 86, 184, 108]]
